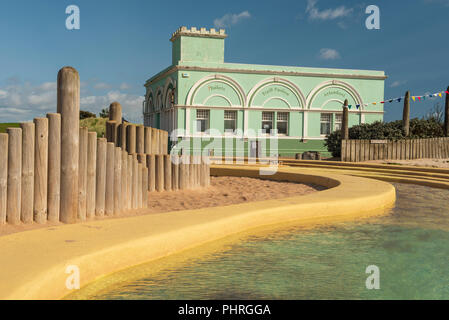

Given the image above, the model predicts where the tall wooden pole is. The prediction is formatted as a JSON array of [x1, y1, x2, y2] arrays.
[[86, 131, 97, 218], [144, 127, 152, 155], [445, 86, 449, 137], [147, 154, 156, 192], [127, 154, 133, 209], [58, 66, 80, 224], [7, 128, 22, 225], [0, 134, 7, 224], [155, 155, 164, 192], [20, 122, 35, 224], [127, 124, 136, 154], [47, 113, 61, 222], [109, 102, 122, 125], [142, 167, 148, 208], [105, 142, 115, 216], [403, 91, 410, 136], [132, 155, 138, 209], [114, 147, 122, 215], [34, 118, 49, 224], [342, 99, 349, 140], [78, 127, 88, 221], [121, 150, 128, 211], [136, 125, 144, 154], [95, 138, 107, 217], [164, 155, 172, 191]]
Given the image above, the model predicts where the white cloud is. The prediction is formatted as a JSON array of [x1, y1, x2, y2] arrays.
[[390, 80, 407, 88], [213, 11, 251, 28], [306, 0, 353, 21], [93, 82, 111, 90], [318, 48, 340, 60], [0, 80, 144, 123], [119, 82, 130, 90]]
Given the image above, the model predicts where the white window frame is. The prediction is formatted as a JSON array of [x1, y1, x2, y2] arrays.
[[224, 110, 237, 135], [261, 111, 274, 135], [276, 112, 289, 136], [334, 113, 343, 132], [320, 113, 332, 136], [196, 109, 210, 134]]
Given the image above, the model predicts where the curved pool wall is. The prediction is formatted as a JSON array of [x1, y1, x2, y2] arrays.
[[0, 165, 396, 300], [80, 183, 449, 300]]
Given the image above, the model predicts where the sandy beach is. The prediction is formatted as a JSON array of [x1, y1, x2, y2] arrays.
[[0, 176, 325, 237]]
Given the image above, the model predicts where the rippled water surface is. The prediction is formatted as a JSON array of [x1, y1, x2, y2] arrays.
[[76, 183, 449, 300]]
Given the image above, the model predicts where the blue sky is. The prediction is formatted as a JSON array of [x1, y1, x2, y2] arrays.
[[0, 0, 448, 123]]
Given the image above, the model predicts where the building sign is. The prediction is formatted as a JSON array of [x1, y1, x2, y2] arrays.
[[262, 87, 290, 97], [323, 90, 346, 99]]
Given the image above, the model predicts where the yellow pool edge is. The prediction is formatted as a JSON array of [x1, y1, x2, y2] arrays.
[[0, 166, 396, 300]]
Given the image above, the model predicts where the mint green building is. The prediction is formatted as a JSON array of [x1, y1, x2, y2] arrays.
[[143, 26, 387, 157]]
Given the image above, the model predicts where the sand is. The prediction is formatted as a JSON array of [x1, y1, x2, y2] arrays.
[[364, 158, 449, 168], [0, 176, 325, 237]]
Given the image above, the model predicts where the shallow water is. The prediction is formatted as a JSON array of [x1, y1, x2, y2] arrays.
[[79, 183, 449, 300]]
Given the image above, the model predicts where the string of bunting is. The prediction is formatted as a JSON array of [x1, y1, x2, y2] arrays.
[[347, 89, 449, 110]]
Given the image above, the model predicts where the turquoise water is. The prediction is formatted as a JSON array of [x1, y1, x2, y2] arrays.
[[84, 183, 449, 300]]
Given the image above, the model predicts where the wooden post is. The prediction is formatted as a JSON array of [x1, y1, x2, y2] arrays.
[[138, 163, 143, 208], [148, 155, 156, 192], [403, 91, 410, 136], [114, 147, 122, 215], [179, 155, 187, 190], [109, 102, 122, 125], [33, 118, 49, 224], [164, 154, 172, 191], [142, 167, 148, 208], [58, 66, 80, 224], [155, 155, 164, 192], [86, 132, 97, 218], [95, 138, 107, 217], [341, 139, 347, 162], [444, 86, 449, 137], [121, 150, 128, 211], [7, 128, 22, 225], [342, 99, 349, 140], [127, 124, 136, 154], [172, 155, 179, 191], [137, 153, 146, 165], [47, 113, 61, 222], [105, 142, 115, 216], [132, 155, 138, 209], [78, 127, 88, 221], [106, 120, 117, 144], [127, 154, 133, 209], [206, 157, 211, 186], [144, 127, 152, 155], [160, 131, 168, 155], [152, 128, 160, 155], [136, 125, 145, 155], [0, 134, 7, 224], [118, 122, 128, 150], [200, 156, 207, 187], [20, 122, 35, 224]]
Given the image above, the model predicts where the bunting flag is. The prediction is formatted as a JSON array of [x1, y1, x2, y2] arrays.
[[345, 89, 446, 110]]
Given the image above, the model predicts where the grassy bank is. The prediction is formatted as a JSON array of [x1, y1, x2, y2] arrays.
[[0, 123, 20, 133], [80, 117, 106, 138]]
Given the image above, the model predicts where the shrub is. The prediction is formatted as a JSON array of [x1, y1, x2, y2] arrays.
[[325, 118, 444, 157], [80, 110, 96, 120]]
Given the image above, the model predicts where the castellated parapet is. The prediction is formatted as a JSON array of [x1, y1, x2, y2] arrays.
[[170, 26, 227, 42]]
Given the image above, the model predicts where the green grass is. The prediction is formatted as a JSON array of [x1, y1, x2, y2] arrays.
[[0, 123, 20, 133], [80, 117, 107, 138]]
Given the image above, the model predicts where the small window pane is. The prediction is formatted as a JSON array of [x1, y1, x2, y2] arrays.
[[320, 113, 331, 135], [196, 109, 209, 133], [262, 112, 274, 133]]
